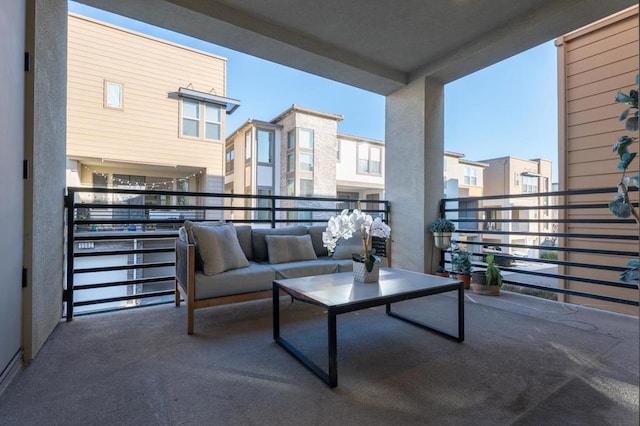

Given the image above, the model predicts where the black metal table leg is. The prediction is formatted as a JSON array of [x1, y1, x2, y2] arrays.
[[273, 282, 280, 341], [328, 308, 337, 387], [386, 282, 464, 342]]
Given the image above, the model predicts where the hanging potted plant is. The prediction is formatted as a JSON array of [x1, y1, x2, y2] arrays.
[[451, 245, 472, 289], [429, 218, 456, 249], [471, 254, 503, 296]]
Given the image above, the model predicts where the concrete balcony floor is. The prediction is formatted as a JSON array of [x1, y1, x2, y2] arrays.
[[1, 290, 638, 425]]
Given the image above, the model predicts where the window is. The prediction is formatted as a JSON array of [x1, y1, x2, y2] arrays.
[[104, 81, 123, 109], [335, 140, 341, 160], [181, 99, 200, 137], [205, 104, 221, 140], [225, 145, 234, 174], [299, 152, 313, 172], [459, 200, 476, 230], [257, 188, 272, 221], [522, 175, 538, 193], [514, 172, 520, 186], [357, 144, 381, 175], [245, 131, 251, 162], [257, 129, 273, 164], [299, 129, 314, 149], [463, 167, 478, 185], [181, 99, 222, 140], [300, 179, 313, 196], [287, 153, 295, 172], [286, 179, 295, 196], [287, 130, 295, 150]]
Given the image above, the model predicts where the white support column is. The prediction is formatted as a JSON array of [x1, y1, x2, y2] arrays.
[[386, 77, 444, 273]]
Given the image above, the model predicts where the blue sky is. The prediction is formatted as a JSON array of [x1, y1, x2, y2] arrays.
[[69, 2, 558, 179]]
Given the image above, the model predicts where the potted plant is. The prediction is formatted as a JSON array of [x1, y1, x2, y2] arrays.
[[471, 254, 503, 296], [451, 246, 472, 289], [429, 218, 456, 249], [323, 208, 391, 282], [435, 266, 450, 278]]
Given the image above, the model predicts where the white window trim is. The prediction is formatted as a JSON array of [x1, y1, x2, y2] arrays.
[[104, 80, 123, 110]]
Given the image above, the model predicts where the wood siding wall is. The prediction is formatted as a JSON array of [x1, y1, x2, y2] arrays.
[[557, 7, 639, 315], [67, 13, 227, 180]]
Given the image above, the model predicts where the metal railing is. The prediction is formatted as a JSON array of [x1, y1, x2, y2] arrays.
[[440, 187, 639, 309], [64, 187, 390, 320]]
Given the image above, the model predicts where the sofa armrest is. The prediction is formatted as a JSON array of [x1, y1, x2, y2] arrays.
[[175, 239, 194, 290]]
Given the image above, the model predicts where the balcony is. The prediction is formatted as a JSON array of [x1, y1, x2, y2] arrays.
[[0, 187, 637, 424]]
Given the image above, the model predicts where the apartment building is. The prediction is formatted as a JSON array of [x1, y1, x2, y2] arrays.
[[480, 156, 554, 257], [66, 13, 240, 311], [224, 105, 385, 223], [66, 13, 239, 219], [556, 5, 639, 314]]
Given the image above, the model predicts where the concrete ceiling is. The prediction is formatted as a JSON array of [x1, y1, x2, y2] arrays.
[[78, 0, 636, 95]]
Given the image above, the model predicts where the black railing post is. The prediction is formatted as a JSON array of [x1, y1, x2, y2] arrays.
[[65, 188, 75, 321], [270, 197, 277, 229]]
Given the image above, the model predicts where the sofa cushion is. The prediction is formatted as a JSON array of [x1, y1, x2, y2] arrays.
[[307, 225, 329, 257], [271, 258, 339, 279], [265, 234, 318, 264], [251, 226, 308, 261], [194, 263, 276, 299], [234, 225, 254, 260], [332, 233, 363, 260], [191, 223, 249, 276]]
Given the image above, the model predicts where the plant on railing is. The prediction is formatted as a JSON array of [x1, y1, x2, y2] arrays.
[[609, 74, 639, 286]]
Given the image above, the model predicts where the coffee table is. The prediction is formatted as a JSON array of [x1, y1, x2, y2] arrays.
[[272, 268, 464, 387]]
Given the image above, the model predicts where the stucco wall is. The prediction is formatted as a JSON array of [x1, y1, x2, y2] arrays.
[[23, 0, 67, 359]]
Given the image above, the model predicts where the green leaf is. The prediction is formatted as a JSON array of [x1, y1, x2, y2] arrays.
[[636, 74, 639, 85], [617, 152, 637, 171], [618, 108, 630, 121], [608, 200, 632, 218], [615, 90, 632, 104], [629, 175, 639, 188], [627, 259, 639, 268], [625, 116, 638, 132], [612, 135, 633, 156]]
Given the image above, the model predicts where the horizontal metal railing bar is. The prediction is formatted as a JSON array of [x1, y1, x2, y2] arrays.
[[455, 218, 638, 224], [452, 254, 629, 273], [443, 186, 638, 203], [456, 240, 639, 257], [74, 261, 175, 274], [68, 186, 390, 206], [73, 276, 175, 290], [74, 232, 179, 241], [73, 290, 175, 307], [74, 247, 175, 258], [456, 229, 638, 241], [71, 299, 175, 318], [445, 203, 639, 213], [493, 266, 638, 290], [500, 281, 639, 306]]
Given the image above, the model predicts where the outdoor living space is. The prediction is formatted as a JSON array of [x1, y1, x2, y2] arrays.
[[0, 289, 637, 424]]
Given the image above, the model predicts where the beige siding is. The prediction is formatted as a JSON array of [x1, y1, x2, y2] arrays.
[[67, 14, 227, 178], [557, 6, 639, 315]]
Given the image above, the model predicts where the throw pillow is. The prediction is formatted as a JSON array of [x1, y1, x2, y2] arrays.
[[191, 223, 249, 275], [251, 226, 308, 261], [265, 234, 318, 264], [331, 234, 363, 260]]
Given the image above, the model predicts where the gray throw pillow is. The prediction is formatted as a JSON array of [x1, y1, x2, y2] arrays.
[[265, 234, 318, 264], [191, 223, 249, 275], [251, 226, 308, 261], [332, 233, 363, 260]]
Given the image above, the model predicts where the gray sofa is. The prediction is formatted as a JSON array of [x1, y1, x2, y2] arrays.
[[175, 221, 389, 334]]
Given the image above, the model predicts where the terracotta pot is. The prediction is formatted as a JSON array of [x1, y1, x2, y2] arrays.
[[456, 273, 471, 289], [471, 271, 500, 295], [471, 283, 500, 296], [435, 272, 450, 278]]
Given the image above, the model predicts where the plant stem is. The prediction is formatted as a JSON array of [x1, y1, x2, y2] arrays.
[[619, 180, 640, 224]]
